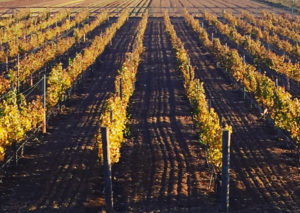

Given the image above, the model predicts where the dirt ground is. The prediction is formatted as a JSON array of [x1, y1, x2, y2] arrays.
[[0, 0, 289, 15], [0, 17, 140, 212], [0, 0, 107, 7], [171, 17, 300, 212], [149, 0, 286, 16], [217, 16, 300, 99], [0, 0, 299, 212], [112, 18, 216, 212]]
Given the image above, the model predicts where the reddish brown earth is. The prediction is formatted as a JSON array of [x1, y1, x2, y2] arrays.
[[0, 0, 108, 7], [149, 0, 286, 16], [0, 1, 299, 213], [108, 17, 299, 212], [113, 18, 216, 212], [171, 17, 300, 212], [0, 0, 74, 7], [0, 0, 289, 15], [0, 18, 139, 212], [217, 17, 300, 99]]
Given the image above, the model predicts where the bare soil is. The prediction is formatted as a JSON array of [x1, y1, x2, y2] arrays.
[[0, 0, 290, 16], [0, 1, 299, 213], [0, 0, 109, 7], [149, 0, 286, 16], [0, 18, 139, 212], [214, 17, 300, 99], [112, 17, 216, 212], [171, 17, 300, 212]]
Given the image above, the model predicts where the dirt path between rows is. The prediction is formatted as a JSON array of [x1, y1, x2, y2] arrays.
[[212, 17, 300, 99], [0, 18, 139, 213], [112, 18, 216, 212], [149, 0, 286, 17], [0, 13, 299, 213], [171, 17, 300, 212]]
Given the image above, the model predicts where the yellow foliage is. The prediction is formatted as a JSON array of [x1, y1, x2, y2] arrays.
[[165, 11, 226, 171], [97, 11, 148, 164], [6, 10, 109, 93], [185, 10, 299, 146], [216, 11, 300, 82], [0, 145, 4, 161], [47, 10, 119, 108], [0, 90, 44, 160]]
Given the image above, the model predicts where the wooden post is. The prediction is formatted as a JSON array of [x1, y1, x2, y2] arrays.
[[119, 78, 123, 99], [129, 53, 132, 62], [43, 75, 47, 134], [101, 127, 114, 212], [6, 56, 8, 73], [55, 34, 58, 51], [187, 65, 192, 81], [17, 53, 20, 93], [207, 99, 211, 110], [30, 74, 33, 87], [286, 77, 290, 91], [110, 110, 113, 123], [21, 143, 24, 158], [221, 129, 231, 212], [14, 142, 18, 166]]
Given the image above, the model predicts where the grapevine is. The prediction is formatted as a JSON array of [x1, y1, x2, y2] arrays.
[[5, 11, 109, 96], [97, 11, 148, 164], [47, 10, 124, 107], [1, 10, 87, 60], [260, 10, 300, 33], [184, 10, 300, 149], [242, 10, 300, 46], [203, 11, 300, 83], [0, 9, 68, 45], [224, 11, 300, 62], [166, 10, 231, 172], [0, 91, 44, 161]]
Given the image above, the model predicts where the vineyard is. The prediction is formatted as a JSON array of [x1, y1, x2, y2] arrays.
[[0, 0, 299, 212]]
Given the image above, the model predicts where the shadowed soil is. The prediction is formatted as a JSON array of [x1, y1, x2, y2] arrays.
[[0, 18, 140, 213], [112, 18, 216, 212], [171, 17, 300, 212]]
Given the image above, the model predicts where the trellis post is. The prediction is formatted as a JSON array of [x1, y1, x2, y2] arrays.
[[221, 129, 231, 212], [17, 53, 20, 93], [119, 78, 123, 99], [101, 127, 114, 212], [43, 75, 47, 134]]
